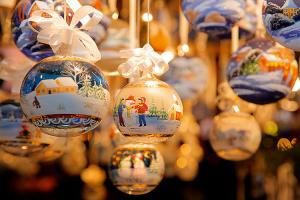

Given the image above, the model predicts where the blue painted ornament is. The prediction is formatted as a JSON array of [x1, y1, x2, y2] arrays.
[[181, 0, 245, 38]]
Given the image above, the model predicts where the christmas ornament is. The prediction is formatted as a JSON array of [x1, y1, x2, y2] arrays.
[[0, 100, 60, 157], [11, 0, 73, 61], [113, 44, 183, 143], [20, 56, 110, 137], [181, 0, 245, 38], [263, 0, 300, 51], [19, 5, 110, 137], [109, 143, 165, 195], [227, 38, 298, 105], [209, 111, 261, 161], [162, 57, 208, 100], [11, 0, 108, 61]]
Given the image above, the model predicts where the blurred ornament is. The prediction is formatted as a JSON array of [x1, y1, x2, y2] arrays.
[[149, 21, 171, 52], [20, 56, 110, 137], [61, 137, 87, 175], [262, 0, 300, 51], [227, 38, 298, 105], [114, 44, 183, 143], [162, 57, 208, 100], [277, 138, 297, 151], [0, 99, 62, 158], [158, 101, 203, 181], [81, 164, 106, 187], [96, 19, 130, 73], [0, 150, 40, 176], [181, 0, 245, 38], [0, 46, 34, 93], [209, 111, 261, 161], [109, 143, 165, 195]]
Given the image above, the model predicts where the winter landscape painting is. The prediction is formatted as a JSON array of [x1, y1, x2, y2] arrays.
[[113, 80, 182, 143], [227, 38, 298, 105], [181, 0, 245, 38], [263, 0, 300, 51], [20, 57, 110, 136], [0, 100, 49, 157], [109, 144, 164, 195]]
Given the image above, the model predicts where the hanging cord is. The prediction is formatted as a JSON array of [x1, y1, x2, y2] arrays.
[[147, 0, 151, 44]]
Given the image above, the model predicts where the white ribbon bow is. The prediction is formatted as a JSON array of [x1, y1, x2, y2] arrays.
[[28, 5, 102, 62], [118, 44, 169, 78]]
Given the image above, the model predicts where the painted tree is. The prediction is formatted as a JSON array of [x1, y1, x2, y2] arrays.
[[61, 62, 89, 85]]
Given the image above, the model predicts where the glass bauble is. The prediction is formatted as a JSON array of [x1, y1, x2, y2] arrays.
[[181, 0, 245, 38], [109, 144, 165, 195], [11, 0, 108, 61], [0, 100, 60, 157], [113, 78, 183, 143], [162, 57, 208, 100], [227, 38, 298, 105], [11, 0, 73, 61], [20, 56, 110, 137], [263, 0, 300, 51], [209, 112, 261, 161]]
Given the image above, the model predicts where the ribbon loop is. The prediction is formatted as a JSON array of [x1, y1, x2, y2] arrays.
[[118, 44, 169, 79], [28, 4, 102, 62]]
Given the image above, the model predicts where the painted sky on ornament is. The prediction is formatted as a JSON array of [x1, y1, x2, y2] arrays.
[[21, 60, 109, 95]]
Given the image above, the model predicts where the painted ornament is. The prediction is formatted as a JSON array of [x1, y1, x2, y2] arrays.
[[11, 0, 73, 61], [11, 0, 109, 61], [227, 38, 298, 105], [263, 0, 300, 51], [109, 144, 165, 195], [209, 111, 261, 161], [181, 0, 245, 38], [0, 100, 61, 157], [113, 44, 183, 143], [20, 56, 110, 137], [162, 57, 208, 100]]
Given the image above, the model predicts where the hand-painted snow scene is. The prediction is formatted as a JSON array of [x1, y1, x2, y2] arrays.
[[113, 79, 183, 143], [109, 144, 164, 195], [209, 112, 261, 161], [227, 38, 298, 105], [162, 57, 208, 100], [181, 0, 245, 38], [11, 0, 56, 61], [0, 100, 51, 157], [20, 56, 110, 137], [263, 0, 300, 51]]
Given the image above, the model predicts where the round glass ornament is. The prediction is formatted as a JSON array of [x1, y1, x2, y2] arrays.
[[209, 111, 261, 161], [11, 0, 74, 61], [162, 56, 208, 100], [227, 38, 298, 105], [109, 143, 165, 195], [20, 56, 110, 137], [181, 0, 245, 38], [0, 100, 59, 157], [263, 0, 300, 51], [113, 77, 183, 143]]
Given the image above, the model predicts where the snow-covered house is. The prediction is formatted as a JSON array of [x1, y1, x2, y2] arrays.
[[169, 101, 182, 121], [36, 77, 78, 96], [282, 0, 300, 19], [55, 77, 78, 93]]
